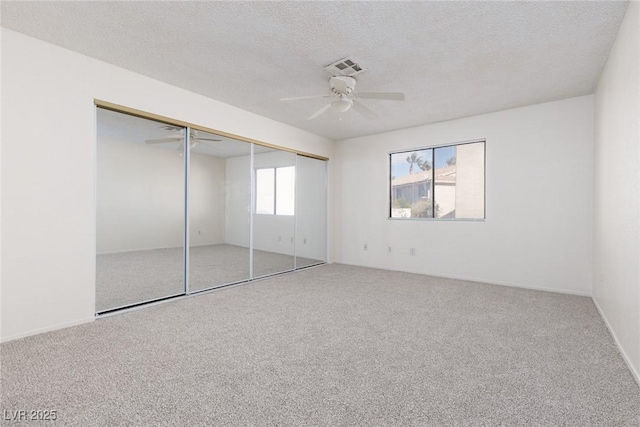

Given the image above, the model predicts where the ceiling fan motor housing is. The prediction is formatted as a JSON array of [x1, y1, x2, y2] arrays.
[[330, 76, 356, 95]]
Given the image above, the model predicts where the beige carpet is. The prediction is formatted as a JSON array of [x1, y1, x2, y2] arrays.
[[96, 244, 322, 312], [2, 264, 638, 426]]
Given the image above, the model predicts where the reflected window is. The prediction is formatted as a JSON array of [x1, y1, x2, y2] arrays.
[[256, 168, 275, 214], [256, 166, 295, 216], [389, 141, 485, 220], [276, 166, 295, 215]]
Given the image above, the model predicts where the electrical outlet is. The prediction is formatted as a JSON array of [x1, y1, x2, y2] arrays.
[[410, 248, 416, 256], [303, 238, 307, 244], [388, 247, 392, 253], [364, 243, 368, 251]]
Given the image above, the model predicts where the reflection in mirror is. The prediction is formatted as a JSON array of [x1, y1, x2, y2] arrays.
[[295, 155, 327, 268], [390, 148, 434, 218], [252, 147, 296, 277], [96, 108, 185, 312], [189, 133, 251, 292]]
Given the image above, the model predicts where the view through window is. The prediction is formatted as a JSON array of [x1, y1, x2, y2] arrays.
[[390, 141, 485, 220], [256, 166, 295, 215]]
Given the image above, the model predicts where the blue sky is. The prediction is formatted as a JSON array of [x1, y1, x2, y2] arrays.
[[391, 146, 455, 178]]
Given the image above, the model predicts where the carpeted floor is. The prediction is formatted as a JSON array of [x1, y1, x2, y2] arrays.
[[2, 264, 638, 426], [96, 244, 322, 311]]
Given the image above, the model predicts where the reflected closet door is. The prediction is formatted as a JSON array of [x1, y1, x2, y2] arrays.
[[295, 155, 327, 268], [96, 108, 186, 312], [189, 135, 251, 292], [252, 146, 296, 278]]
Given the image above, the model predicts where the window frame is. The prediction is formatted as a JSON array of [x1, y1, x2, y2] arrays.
[[388, 139, 486, 222]]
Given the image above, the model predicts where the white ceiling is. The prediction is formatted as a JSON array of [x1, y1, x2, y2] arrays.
[[2, 1, 628, 141]]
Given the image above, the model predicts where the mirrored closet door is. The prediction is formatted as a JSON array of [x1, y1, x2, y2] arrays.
[[96, 109, 186, 312], [252, 147, 296, 278], [96, 105, 329, 313], [295, 155, 327, 268], [188, 135, 251, 292]]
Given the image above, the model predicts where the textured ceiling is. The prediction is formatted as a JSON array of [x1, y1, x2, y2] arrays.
[[2, 1, 628, 140]]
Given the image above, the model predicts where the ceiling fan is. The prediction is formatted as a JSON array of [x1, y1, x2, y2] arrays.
[[280, 76, 405, 120], [145, 126, 222, 151]]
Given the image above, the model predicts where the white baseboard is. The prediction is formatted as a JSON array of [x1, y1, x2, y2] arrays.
[[592, 297, 640, 387], [338, 261, 592, 297], [97, 242, 229, 255], [1, 317, 95, 344], [97, 245, 182, 255]]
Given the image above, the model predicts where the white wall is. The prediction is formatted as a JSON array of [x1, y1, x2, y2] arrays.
[[295, 155, 327, 261], [225, 150, 327, 260], [96, 137, 226, 254], [189, 152, 226, 248], [335, 95, 594, 295], [225, 151, 297, 254], [0, 29, 334, 342], [224, 154, 251, 248], [0, 27, 3, 340], [253, 150, 297, 255], [593, 1, 640, 382]]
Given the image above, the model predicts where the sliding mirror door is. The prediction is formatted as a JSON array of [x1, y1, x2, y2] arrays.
[[295, 155, 327, 268], [189, 134, 251, 292], [97, 104, 329, 313], [252, 147, 296, 277], [96, 108, 186, 312]]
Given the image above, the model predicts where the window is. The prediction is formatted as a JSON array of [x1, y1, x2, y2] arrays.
[[256, 166, 295, 215], [256, 168, 276, 214], [389, 141, 485, 220]]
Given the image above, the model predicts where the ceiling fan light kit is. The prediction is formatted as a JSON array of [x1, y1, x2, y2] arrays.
[[332, 95, 353, 113], [280, 59, 405, 120]]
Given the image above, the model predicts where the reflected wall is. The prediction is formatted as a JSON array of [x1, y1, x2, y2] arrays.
[[189, 135, 251, 292], [252, 148, 296, 278], [295, 155, 327, 268], [96, 109, 185, 311], [96, 107, 328, 312]]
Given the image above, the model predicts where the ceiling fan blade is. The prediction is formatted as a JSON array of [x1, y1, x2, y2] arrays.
[[356, 91, 405, 101], [352, 100, 378, 119], [307, 103, 332, 120], [281, 95, 331, 101], [189, 130, 219, 141], [145, 137, 181, 144], [160, 125, 183, 132]]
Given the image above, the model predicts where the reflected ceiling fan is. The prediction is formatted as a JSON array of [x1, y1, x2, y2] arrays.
[[280, 75, 405, 120], [145, 125, 222, 151]]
